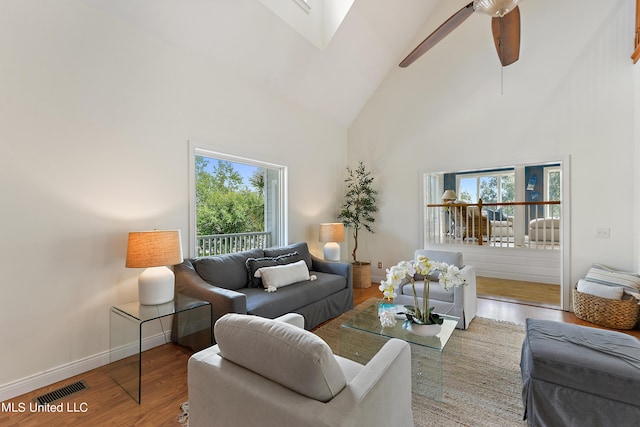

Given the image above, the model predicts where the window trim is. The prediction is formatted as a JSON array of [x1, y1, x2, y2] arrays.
[[455, 170, 515, 207], [422, 156, 571, 311], [292, 0, 311, 14], [188, 141, 288, 258], [544, 166, 561, 219]]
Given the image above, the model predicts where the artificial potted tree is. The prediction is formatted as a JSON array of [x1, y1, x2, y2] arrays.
[[338, 161, 378, 288]]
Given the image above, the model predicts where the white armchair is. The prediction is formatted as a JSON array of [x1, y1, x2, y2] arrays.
[[393, 249, 477, 329], [188, 313, 414, 427]]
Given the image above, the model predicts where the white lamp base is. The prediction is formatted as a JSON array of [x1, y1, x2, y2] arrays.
[[323, 242, 341, 261], [138, 266, 175, 305]]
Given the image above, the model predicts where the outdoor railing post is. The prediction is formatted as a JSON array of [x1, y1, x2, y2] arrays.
[[195, 232, 273, 256], [425, 200, 560, 250], [477, 198, 483, 246]]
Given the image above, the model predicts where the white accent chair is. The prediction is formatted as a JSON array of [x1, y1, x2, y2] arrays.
[[188, 313, 414, 427], [393, 249, 477, 329]]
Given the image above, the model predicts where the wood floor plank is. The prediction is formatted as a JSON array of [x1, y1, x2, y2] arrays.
[[0, 345, 191, 426], [476, 276, 561, 306]]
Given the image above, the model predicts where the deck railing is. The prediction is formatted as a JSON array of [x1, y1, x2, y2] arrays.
[[196, 231, 272, 257], [426, 200, 561, 249]]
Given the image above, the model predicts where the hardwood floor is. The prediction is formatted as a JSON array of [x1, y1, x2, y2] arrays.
[[0, 344, 192, 427], [476, 276, 560, 307], [1, 284, 638, 426]]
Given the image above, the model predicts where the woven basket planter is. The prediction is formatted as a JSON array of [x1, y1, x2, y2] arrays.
[[352, 262, 371, 288], [573, 289, 640, 329]]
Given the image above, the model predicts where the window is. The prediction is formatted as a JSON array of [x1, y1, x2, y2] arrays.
[[293, 0, 311, 13], [423, 160, 569, 312], [189, 144, 287, 257], [457, 170, 515, 215], [424, 161, 564, 247], [544, 166, 561, 219], [258, 0, 354, 50]]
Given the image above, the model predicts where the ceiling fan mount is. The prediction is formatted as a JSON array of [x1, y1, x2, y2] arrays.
[[399, 0, 521, 68]]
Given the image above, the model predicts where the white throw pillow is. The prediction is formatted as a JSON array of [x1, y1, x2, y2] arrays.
[[214, 313, 347, 402], [257, 260, 310, 291], [577, 279, 624, 300]]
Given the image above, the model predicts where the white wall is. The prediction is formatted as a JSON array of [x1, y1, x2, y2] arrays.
[[347, 0, 636, 292], [0, 1, 346, 398]]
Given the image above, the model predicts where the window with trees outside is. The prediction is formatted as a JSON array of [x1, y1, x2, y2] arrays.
[[544, 166, 561, 219], [457, 170, 515, 216], [424, 161, 564, 248], [189, 146, 287, 257]]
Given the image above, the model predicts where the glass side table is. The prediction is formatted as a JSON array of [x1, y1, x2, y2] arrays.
[[109, 293, 212, 403]]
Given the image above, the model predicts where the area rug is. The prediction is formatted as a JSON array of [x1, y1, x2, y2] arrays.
[[314, 298, 528, 427], [177, 299, 528, 427]]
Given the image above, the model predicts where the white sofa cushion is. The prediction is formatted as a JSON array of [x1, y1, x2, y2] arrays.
[[246, 251, 303, 288], [214, 313, 346, 402], [577, 279, 624, 300], [257, 260, 310, 290]]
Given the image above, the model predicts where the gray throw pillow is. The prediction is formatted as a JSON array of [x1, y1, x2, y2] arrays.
[[194, 248, 264, 290], [264, 242, 313, 270], [245, 251, 303, 288]]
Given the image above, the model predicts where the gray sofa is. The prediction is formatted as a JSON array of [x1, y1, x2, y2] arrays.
[[174, 242, 353, 331], [521, 318, 640, 426]]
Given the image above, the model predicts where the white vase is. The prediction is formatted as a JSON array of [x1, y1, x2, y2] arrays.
[[406, 322, 442, 336]]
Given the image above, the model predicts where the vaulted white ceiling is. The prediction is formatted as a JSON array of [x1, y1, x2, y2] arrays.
[[80, 0, 450, 126]]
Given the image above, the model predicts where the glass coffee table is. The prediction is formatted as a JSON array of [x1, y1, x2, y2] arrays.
[[340, 301, 459, 401]]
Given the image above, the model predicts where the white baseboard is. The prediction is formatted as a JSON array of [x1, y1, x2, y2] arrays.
[[0, 331, 170, 402]]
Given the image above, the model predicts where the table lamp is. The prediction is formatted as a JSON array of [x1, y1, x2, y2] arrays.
[[441, 190, 458, 203], [319, 223, 345, 261], [126, 230, 183, 305]]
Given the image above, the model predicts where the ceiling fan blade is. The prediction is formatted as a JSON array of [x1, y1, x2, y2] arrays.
[[399, 2, 474, 67], [491, 5, 520, 66]]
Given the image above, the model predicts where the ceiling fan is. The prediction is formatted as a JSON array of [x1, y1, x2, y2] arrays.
[[400, 0, 521, 68]]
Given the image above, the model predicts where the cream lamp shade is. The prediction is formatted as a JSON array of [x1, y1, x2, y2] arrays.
[[126, 230, 183, 305], [319, 223, 345, 262], [441, 190, 458, 202]]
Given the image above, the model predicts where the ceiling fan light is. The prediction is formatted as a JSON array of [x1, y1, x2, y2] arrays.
[[473, 0, 519, 17]]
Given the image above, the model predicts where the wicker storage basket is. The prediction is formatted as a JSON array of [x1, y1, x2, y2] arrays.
[[352, 262, 371, 288], [573, 288, 640, 329]]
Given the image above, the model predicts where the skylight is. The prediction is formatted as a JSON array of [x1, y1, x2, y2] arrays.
[[258, 0, 354, 50], [292, 0, 311, 14]]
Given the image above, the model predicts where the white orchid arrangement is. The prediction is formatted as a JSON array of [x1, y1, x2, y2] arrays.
[[379, 256, 467, 325]]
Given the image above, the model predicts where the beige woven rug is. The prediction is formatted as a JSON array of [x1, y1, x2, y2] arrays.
[[314, 299, 528, 427]]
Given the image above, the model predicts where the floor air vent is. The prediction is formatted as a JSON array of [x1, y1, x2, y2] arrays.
[[34, 380, 88, 405]]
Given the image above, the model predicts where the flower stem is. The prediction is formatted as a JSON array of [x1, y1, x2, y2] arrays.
[[423, 280, 429, 323], [411, 278, 419, 316]]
